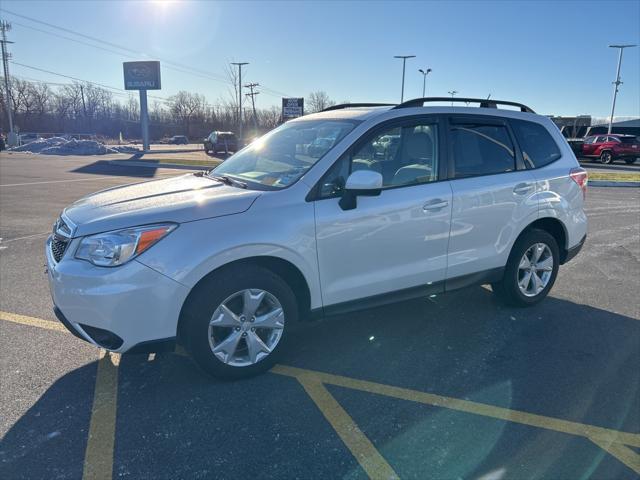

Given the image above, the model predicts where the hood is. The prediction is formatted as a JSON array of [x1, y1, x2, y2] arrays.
[[64, 173, 260, 237]]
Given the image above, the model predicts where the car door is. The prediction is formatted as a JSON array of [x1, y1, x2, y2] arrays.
[[445, 115, 538, 282], [312, 116, 453, 307], [593, 136, 607, 156], [582, 136, 595, 156]]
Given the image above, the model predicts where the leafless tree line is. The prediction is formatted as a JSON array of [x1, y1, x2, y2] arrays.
[[0, 76, 335, 141]]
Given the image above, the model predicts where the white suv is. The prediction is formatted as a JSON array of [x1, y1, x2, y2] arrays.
[[46, 98, 588, 379]]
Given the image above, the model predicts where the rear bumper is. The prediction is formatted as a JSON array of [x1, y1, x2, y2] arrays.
[[561, 234, 586, 265]]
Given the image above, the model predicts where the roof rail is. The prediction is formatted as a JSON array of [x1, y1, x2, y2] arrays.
[[321, 102, 396, 112], [394, 97, 535, 113]]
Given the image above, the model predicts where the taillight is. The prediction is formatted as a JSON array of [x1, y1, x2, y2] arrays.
[[570, 167, 588, 199]]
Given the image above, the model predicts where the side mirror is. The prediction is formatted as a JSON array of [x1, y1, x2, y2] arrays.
[[339, 170, 383, 211]]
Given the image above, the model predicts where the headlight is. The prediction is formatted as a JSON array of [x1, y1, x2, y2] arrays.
[[75, 223, 177, 267]]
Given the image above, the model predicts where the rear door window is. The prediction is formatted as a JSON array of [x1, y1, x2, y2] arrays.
[[450, 121, 515, 178], [510, 119, 562, 168]]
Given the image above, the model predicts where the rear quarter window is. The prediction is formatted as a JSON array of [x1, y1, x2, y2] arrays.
[[510, 119, 562, 169]]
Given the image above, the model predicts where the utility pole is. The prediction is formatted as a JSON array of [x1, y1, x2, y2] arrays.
[[0, 20, 16, 146], [394, 55, 415, 102], [418, 68, 432, 97], [448, 90, 458, 106], [244, 82, 259, 133], [607, 44, 637, 134], [231, 62, 248, 146]]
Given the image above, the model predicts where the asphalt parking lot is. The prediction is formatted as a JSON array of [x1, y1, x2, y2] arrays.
[[1, 152, 639, 479]]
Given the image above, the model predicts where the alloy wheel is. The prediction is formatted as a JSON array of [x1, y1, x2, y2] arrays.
[[600, 152, 612, 164], [208, 289, 285, 367], [517, 243, 554, 297]]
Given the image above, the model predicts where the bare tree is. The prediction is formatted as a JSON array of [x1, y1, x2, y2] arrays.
[[0, 76, 289, 140], [258, 106, 282, 130], [306, 91, 335, 113], [31, 83, 51, 118], [168, 91, 206, 137]]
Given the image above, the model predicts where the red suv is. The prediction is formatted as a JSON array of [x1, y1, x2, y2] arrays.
[[581, 134, 639, 164]]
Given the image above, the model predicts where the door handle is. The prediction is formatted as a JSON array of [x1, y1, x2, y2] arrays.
[[513, 183, 534, 195], [423, 199, 449, 211]]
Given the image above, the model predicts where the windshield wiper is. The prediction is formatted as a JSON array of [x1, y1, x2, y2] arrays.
[[209, 174, 247, 189]]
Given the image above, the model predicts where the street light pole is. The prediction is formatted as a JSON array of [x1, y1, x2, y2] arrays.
[[418, 68, 432, 97], [607, 44, 636, 134], [231, 62, 249, 145], [394, 55, 415, 102], [448, 90, 458, 106]]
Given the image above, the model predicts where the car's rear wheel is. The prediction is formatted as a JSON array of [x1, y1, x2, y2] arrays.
[[183, 265, 297, 379], [624, 157, 637, 165], [492, 229, 559, 307], [599, 151, 613, 164]]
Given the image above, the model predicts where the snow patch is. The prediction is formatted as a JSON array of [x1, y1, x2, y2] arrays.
[[9, 137, 139, 156]]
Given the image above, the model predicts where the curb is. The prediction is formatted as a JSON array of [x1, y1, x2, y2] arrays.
[[589, 180, 640, 187], [110, 160, 212, 171]]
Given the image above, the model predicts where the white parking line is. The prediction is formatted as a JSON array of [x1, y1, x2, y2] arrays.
[[0, 172, 177, 187], [0, 232, 50, 243], [0, 176, 116, 187]]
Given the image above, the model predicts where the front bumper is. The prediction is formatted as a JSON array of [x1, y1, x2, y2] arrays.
[[46, 235, 190, 353]]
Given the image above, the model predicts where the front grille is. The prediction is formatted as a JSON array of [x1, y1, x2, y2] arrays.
[[51, 236, 69, 262], [51, 216, 73, 262]]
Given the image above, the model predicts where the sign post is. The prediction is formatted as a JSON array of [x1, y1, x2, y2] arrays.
[[123, 61, 161, 152], [281, 98, 304, 121], [139, 90, 149, 151]]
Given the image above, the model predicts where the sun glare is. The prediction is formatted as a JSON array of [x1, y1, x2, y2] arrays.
[[149, 0, 178, 11]]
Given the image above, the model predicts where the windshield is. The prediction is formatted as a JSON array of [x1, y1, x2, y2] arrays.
[[211, 119, 359, 188]]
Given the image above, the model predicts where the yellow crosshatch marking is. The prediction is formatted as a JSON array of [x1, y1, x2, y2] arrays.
[[1, 310, 639, 477]]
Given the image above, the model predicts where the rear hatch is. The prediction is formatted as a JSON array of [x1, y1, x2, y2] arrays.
[[619, 136, 639, 152]]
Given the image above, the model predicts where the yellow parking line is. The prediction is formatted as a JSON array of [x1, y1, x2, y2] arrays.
[[0, 311, 120, 479], [297, 374, 399, 480], [272, 364, 640, 475], [83, 350, 120, 480], [2, 312, 638, 476], [0, 310, 67, 333], [590, 437, 640, 473]]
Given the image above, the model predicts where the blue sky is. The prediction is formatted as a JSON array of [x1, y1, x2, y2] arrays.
[[2, 0, 639, 116]]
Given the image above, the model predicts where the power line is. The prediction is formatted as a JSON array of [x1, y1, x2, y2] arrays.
[[0, 8, 292, 98], [9, 20, 240, 87], [7, 61, 233, 109], [9, 60, 172, 103]]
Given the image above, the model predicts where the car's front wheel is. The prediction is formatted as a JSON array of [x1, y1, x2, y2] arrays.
[[184, 265, 297, 379], [599, 151, 613, 164], [492, 229, 559, 307]]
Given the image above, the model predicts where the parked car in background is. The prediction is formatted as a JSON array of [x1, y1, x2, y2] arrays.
[[167, 135, 189, 145], [581, 134, 639, 164], [46, 98, 588, 379], [204, 131, 237, 154]]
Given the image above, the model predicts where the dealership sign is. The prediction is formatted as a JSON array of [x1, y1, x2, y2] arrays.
[[123, 61, 161, 90], [282, 98, 304, 119]]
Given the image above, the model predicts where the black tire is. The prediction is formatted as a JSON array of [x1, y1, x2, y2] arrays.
[[183, 264, 298, 380], [492, 229, 560, 307], [624, 157, 637, 165], [599, 151, 613, 164]]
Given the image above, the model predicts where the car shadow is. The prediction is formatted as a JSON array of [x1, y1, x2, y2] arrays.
[[70, 157, 158, 178], [1, 288, 638, 479], [204, 151, 232, 161]]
